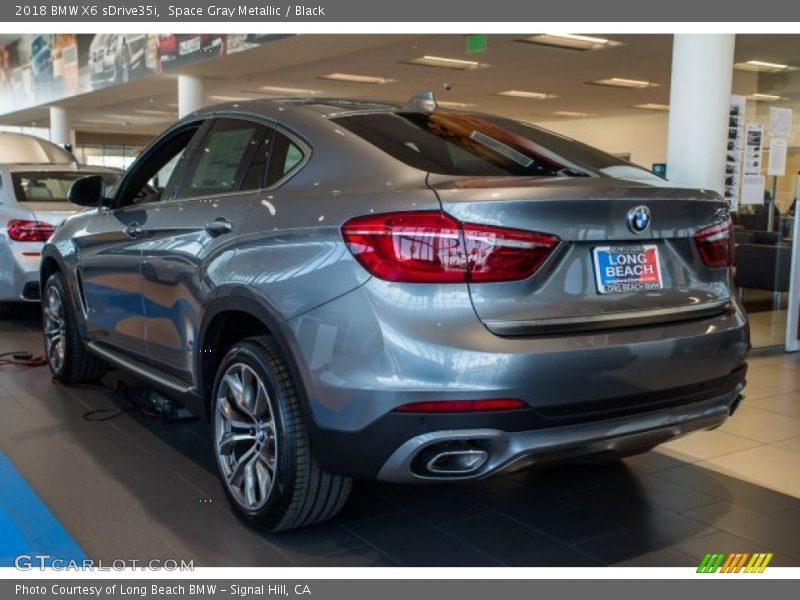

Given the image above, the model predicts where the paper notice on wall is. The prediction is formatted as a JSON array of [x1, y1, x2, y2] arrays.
[[741, 174, 766, 205], [725, 95, 747, 211], [769, 107, 793, 138], [744, 122, 764, 176], [768, 137, 789, 176]]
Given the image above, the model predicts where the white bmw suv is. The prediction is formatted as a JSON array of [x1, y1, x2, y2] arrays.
[[0, 132, 118, 317]]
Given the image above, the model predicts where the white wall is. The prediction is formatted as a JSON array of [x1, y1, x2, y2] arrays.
[[534, 113, 669, 170]]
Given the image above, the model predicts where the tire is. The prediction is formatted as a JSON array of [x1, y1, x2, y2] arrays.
[[211, 336, 352, 531], [42, 271, 107, 384]]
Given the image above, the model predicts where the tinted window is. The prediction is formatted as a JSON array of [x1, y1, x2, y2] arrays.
[[12, 171, 118, 203], [265, 131, 305, 187], [240, 129, 274, 191], [115, 122, 204, 207], [334, 111, 658, 179], [177, 119, 266, 199]]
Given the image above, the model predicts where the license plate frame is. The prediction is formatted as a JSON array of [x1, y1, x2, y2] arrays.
[[592, 244, 663, 295]]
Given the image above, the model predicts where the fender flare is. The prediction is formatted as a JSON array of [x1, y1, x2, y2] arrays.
[[196, 288, 317, 430]]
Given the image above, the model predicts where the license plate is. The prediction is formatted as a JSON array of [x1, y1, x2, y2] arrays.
[[179, 37, 201, 55], [92, 61, 103, 74], [593, 245, 663, 294]]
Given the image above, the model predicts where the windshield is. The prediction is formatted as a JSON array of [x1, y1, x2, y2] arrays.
[[12, 172, 119, 203], [334, 111, 664, 183]]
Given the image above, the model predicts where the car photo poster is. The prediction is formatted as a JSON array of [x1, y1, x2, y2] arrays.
[[726, 95, 746, 211]]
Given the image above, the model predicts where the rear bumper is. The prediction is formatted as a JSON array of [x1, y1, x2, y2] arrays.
[[307, 363, 746, 480], [0, 241, 43, 302], [377, 379, 744, 482]]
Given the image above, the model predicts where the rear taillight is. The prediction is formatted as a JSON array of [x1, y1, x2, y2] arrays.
[[341, 211, 559, 283], [694, 219, 734, 268], [7, 219, 54, 242], [394, 398, 527, 413]]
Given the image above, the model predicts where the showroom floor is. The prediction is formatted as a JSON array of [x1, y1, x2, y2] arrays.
[[2, 308, 800, 568]]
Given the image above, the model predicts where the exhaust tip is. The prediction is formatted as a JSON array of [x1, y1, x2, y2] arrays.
[[730, 394, 744, 416], [426, 449, 488, 475]]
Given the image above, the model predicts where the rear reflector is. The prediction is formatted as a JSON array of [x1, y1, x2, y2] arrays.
[[341, 210, 559, 283], [394, 399, 527, 413], [694, 218, 734, 268], [7, 219, 54, 242]]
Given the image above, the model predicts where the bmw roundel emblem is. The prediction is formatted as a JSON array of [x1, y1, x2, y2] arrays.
[[627, 205, 651, 234]]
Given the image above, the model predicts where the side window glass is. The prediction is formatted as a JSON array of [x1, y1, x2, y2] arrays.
[[117, 122, 204, 207], [284, 142, 303, 173], [176, 119, 265, 199], [265, 131, 306, 187], [240, 130, 273, 191]]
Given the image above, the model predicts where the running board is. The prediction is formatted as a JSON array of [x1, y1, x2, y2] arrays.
[[87, 342, 195, 394]]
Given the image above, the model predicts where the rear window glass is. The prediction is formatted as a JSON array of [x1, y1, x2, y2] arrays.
[[333, 111, 659, 180], [12, 171, 118, 203]]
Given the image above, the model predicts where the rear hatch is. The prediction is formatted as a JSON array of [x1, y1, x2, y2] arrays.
[[22, 203, 77, 228], [10, 168, 116, 231], [430, 175, 732, 335]]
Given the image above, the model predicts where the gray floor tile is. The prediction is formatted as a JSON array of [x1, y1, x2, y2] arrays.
[[683, 502, 800, 561], [299, 545, 400, 567], [574, 530, 695, 567], [654, 464, 800, 514], [441, 514, 602, 566], [344, 513, 501, 566]]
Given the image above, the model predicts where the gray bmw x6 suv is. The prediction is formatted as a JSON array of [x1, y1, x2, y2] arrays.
[[41, 97, 748, 531]]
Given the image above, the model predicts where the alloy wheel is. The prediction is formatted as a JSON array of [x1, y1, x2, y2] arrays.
[[214, 363, 278, 511], [43, 285, 66, 373]]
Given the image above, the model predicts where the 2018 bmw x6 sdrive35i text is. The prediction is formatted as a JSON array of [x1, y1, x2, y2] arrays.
[[40, 96, 749, 531]]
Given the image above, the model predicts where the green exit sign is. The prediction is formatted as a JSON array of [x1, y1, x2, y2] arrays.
[[467, 34, 487, 54]]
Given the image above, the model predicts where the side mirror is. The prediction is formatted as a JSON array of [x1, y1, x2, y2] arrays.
[[68, 175, 105, 207]]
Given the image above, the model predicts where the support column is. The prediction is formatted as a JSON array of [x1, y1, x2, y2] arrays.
[[666, 34, 735, 195], [178, 75, 204, 118], [49, 106, 71, 148]]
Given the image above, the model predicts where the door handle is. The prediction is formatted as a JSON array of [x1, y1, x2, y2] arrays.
[[205, 218, 233, 236], [124, 222, 143, 238]]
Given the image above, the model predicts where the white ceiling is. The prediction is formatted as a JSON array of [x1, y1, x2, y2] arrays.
[[2, 34, 798, 136]]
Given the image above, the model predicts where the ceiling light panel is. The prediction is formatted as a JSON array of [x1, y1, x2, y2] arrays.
[[406, 55, 486, 70], [517, 34, 622, 51], [631, 103, 670, 111], [553, 110, 590, 117], [735, 60, 795, 73], [259, 85, 322, 95], [321, 73, 394, 84], [588, 77, 658, 89], [497, 89, 557, 100]]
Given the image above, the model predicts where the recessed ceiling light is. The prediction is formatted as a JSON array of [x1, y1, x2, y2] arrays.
[[631, 103, 670, 111], [588, 77, 658, 89], [321, 73, 394, 84], [406, 55, 486, 70], [735, 60, 795, 73], [133, 109, 175, 116], [436, 101, 475, 108], [497, 89, 557, 100], [259, 85, 322, 95], [747, 93, 782, 102], [553, 110, 590, 117], [209, 95, 250, 102], [516, 34, 622, 51]]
